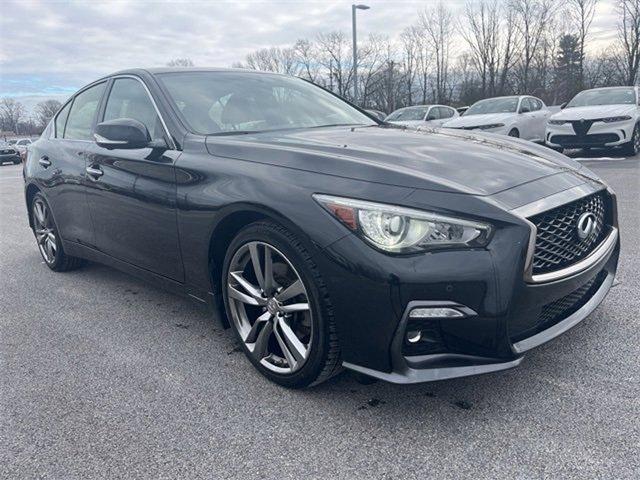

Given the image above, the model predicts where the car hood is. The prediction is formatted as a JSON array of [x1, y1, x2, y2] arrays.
[[205, 125, 598, 196], [551, 104, 637, 121], [442, 113, 515, 128]]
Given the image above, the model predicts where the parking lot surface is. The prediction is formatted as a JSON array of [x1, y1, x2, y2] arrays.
[[1, 151, 639, 479]]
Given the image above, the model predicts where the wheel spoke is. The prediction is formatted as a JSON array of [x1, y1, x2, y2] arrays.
[[263, 245, 274, 295], [37, 233, 47, 245], [273, 322, 297, 369], [275, 279, 304, 302], [228, 285, 260, 306], [280, 303, 310, 314], [34, 202, 45, 225], [251, 320, 273, 360], [275, 316, 307, 362], [248, 243, 265, 290], [230, 271, 265, 304], [245, 312, 270, 343]]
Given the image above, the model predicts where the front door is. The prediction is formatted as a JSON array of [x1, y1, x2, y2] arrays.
[[84, 77, 184, 281]]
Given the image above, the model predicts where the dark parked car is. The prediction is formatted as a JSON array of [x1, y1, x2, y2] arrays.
[[0, 141, 21, 165], [24, 68, 620, 388]]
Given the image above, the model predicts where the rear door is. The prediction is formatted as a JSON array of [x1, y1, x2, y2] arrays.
[[37, 82, 106, 247], [83, 76, 184, 281]]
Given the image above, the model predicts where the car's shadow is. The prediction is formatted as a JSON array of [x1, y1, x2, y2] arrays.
[[564, 147, 631, 159]]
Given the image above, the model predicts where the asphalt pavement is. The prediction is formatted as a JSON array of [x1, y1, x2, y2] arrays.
[[1, 151, 639, 479]]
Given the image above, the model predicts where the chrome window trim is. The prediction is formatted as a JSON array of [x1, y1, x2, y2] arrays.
[[107, 74, 177, 150], [512, 184, 614, 284]]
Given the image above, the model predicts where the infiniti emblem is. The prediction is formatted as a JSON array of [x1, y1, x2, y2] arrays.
[[576, 212, 597, 240]]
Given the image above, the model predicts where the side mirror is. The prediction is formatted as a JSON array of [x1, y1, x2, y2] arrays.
[[560, 102, 567, 109], [519, 106, 531, 114], [94, 118, 154, 150]]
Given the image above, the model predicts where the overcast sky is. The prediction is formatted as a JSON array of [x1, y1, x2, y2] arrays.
[[0, 0, 621, 103]]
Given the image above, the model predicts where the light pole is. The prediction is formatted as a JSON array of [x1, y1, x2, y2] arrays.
[[352, 3, 369, 105]]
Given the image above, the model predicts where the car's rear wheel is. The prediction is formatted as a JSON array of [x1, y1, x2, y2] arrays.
[[221, 221, 341, 388], [623, 124, 640, 156], [508, 128, 519, 138], [31, 193, 85, 271]]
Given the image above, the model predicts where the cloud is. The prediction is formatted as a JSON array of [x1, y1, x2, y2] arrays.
[[0, 0, 621, 98]]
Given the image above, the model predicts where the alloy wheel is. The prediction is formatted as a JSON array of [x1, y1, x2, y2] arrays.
[[33, 198, 56, 264], [227, 241, 312, 374], [633, 126, 640, 155]]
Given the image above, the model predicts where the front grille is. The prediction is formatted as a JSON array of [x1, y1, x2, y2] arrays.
[[550, 133, 619, 146], [511, 270, 608, 342], [537, 270, 607, 328], [529, 192, 609, 275]]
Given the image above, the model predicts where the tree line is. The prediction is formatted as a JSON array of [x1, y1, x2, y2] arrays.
[[233, 0, 640, 113], [2, 0, 639, 136]]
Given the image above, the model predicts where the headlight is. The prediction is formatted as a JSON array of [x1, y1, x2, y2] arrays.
[[313, 194, 493, 253], [474, 123, 505, 130], [548, 119, 567, 125], [601, 115, 632, 123]]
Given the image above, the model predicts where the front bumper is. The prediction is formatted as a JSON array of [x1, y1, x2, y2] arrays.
[[317, 187, 619, 384], [546, 120, 635, 148]]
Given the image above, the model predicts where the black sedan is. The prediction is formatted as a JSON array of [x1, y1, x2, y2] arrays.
[[23, 68, 620, 388], [1, 142, 21, 165]]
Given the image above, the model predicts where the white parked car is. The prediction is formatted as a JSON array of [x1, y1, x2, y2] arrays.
[[442, 95, 551, 142], [545, 86, 640, 155], [385, 105, 459, 128], [14, 138, 33, 159]]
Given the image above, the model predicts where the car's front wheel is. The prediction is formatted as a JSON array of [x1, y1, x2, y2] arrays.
[[221, 221, 341, 388], [623, 124, 640, 156], [31, 193, 85, 271]]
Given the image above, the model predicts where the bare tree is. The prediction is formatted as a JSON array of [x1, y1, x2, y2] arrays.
[[615, 0, 640, 85], [419, 2, 454, 103], [0, 98, 26, 134], [241, 46, 301, 75], [293, 39, 321, 82], [512, 0, 554, 93], [316, 31, 353, 98], [34, 99, 62, 130], [166, 58, 195, 67], [568, 0, 599, 89]]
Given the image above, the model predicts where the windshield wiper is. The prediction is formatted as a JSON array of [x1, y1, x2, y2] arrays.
[[208, 130, 263, 136]]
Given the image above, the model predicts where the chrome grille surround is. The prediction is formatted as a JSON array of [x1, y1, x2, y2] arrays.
[[528, 192, 609, 275]]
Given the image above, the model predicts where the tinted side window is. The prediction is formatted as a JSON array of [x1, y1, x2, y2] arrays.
[[439, 107, 454, 118], [427, 107, 440, 120], [65, 82, 106, 140], [520, 98, 532, 112], [530, 98, 543, 111], [103, 78, 164, 139], [55, 101, 72, 138]]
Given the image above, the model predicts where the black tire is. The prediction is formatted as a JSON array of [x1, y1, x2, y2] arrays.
[[508, 128, 519, 138], [622, 124, 640, 156], [13, 159, 21, 165], [31, 193, 85, 272], [221, 220, 341, 388]]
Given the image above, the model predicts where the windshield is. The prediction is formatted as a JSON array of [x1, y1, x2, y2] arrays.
[[566, 88, 636, 108], [465, 97, 519, 116], [385, 107, 428, 121], [158, 71, 375, 135]]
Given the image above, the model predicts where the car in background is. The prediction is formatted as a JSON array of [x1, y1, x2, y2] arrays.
[[14, 138, 33, 160], [365, 109, 387, 121], [385, 105, 458, 128], [457, 106, 469, 116], [0, 141, 21, 165], [545, 86, 640, 155], [443, 96, 551, 142]]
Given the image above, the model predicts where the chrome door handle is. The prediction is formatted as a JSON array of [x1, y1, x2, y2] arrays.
[[86, 165, 103, 179], [39, 156, 51, 168]]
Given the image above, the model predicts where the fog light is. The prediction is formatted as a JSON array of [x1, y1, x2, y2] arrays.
[[406, 330, 422, 343], [409, 307, 464, 319]]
